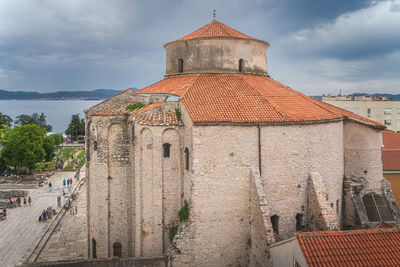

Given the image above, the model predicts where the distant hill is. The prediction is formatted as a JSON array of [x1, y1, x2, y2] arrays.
[[312, 93, 400, 101], [0, 88, 137, 100]]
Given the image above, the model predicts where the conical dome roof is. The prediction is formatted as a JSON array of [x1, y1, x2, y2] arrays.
[[164, 20, 269, 47]]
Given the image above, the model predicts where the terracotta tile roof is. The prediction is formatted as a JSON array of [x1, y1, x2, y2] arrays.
[[382, 131, 400, 171], [136, 110, 182, 126], [296, 228, 400, 266], [382, 150, 400, 171], [92, 102, 164, 116], [164, 20, 269, 47], [383, 131, 400, 150], [134, 74, 384, 128]]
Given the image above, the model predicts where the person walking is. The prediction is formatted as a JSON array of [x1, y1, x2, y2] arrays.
[[23, 198, 27, 207], [67, 178, 70, 187], [63, 179, 66, 187], [28, 196, 31, 206], [70, 178, 73, 186], [49, 182, 52, 192]]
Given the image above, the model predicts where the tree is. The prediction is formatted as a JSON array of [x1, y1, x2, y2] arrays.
[[49, 133, 64, 145], [0, 124, 46, 174], [65, 114, 85, 141], [0, 112, 13, 130], [15, 112, 52, 132], [43, 135, 56, 161]]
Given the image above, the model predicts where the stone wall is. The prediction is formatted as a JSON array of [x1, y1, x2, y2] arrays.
[[250, 167, 275, 267], [177, 125, 259, 266], [260, 122, 344, 239], [344, 121, 384, 191], [306, 172, 340, 231], [165, 39, 269, 76]]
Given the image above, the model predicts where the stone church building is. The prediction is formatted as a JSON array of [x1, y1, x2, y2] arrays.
[[85, 16, 400, 266]]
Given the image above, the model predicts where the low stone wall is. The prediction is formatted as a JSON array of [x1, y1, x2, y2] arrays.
[[306, 172, 339, 231], [0, 190, 28, 199], [18, 255, 168, 267], [0, 184, 38, 189]]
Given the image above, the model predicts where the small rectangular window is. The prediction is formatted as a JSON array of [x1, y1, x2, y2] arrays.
[[367, 108, 371, 118], [397, 119, 400, 126], [385, 120, 392, 126], [384, 108, 392, 115]]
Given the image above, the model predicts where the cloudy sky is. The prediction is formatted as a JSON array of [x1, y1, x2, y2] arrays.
[[0, 0, 399, 95]]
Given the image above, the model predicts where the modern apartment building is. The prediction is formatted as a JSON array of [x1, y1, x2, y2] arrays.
[[322, 95, 400, 132]]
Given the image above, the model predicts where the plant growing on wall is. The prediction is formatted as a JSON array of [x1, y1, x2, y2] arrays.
[[169, 226, 178, 242], [179, 202, 189, 222], [175, 108, 181, 120], [126, 103, 145, 111]]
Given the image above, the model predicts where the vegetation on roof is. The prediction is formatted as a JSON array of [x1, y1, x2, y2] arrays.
[[126, 103, 145, 111]]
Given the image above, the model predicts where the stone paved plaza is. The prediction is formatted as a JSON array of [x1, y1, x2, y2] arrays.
[[36, 178, 88, 262], [0, 171, 79, 267]]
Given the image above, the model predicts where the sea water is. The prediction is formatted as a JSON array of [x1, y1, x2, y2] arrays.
[[0, 100, 102, 133]]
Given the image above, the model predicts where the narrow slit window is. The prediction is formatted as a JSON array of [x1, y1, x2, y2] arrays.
[[184, 148, 189, 171], [178, 58, 184, 73], [295, 213, 303, 231], [239, 59, 244, 72], [113, 242, 122, 258], [163, 143, 171, 158], [271, 215, 279, 235], [92, 238, 97, 258], [93, 141, 97, 151]]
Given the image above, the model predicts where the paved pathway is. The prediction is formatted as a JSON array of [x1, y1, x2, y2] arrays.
[[0, 171, 77, 267], [36, 179, 88, 262]]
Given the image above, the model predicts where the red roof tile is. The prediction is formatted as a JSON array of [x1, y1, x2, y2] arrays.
[[137, 110, 182, 126], [92, 102, 164, 116], [382, 131, 400, 171], [134, 74, 384, 127], [296, 228, 400, 266], [164, 20, 269, 47], [383, 131, 400, 150]]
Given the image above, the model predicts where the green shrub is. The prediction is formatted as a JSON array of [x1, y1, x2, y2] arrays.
[[175, 108, 181, 120], [179, 202, 189, 222], [126, 103, 145, 111], [169, 226, 178, 242]]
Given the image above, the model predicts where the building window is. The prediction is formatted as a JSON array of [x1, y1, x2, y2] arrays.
[[385, 120, 392, 126], [93, 141, 97, 151], [239, 59, 244, 72], [92, 238, 97, 258], [178, 58, 184, 73], [163, 143, 171, 158], [184, 147, 189, 171], [271, 215, 279, 235], [113, 242, 122, 257], [362, 193, 394, 222], [295, 213, 303, 231], [397, 119, 400, 126], [384, 108, 392, 115], [367, 108, 371, 118], [353, 107, 360, 114], [336, 199, 340, 213]]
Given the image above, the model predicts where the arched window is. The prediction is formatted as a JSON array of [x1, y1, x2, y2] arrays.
[[92, 238, 97, 258], [362, 193, 394, 222], [239, 59, 244, 72], [296, 213, 303, 231], [271, 215, 279, 235], [184, 148, 189, 171], [113, 242, 122, 258], [178, 58, 184, 73], [163, 143, 171, 158]]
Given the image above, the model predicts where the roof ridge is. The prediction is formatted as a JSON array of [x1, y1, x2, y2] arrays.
[[180, 74, 200, 98], [238, 75, 286, 121]]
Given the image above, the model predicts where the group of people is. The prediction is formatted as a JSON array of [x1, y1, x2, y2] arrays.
[[14, 196, 32, 207], [39, 209, 52, 222], [63, 178, 73, 187]]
